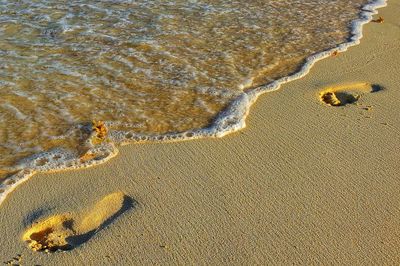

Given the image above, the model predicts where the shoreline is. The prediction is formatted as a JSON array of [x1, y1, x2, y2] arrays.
[[1, 0, 400, 264], [0, 0, 388, 207]]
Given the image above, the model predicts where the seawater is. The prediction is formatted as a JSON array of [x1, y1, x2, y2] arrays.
[[0, 0, 386, 203]]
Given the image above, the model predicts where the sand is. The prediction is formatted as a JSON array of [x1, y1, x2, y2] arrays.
[[1, 1, 400, 265]]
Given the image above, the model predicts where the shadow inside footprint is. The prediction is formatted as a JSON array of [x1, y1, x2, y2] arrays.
[[321, 91, 359, 106], [22, 192, 135, 252], [371, 84, 384, 93]]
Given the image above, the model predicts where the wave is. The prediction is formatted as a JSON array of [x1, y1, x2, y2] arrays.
[[0, 0, 387, 205]]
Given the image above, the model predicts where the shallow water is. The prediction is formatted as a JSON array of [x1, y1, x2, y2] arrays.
[[0, 1, 375, 180]]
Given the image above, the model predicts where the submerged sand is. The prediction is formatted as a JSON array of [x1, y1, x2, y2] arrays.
[[1, 1, 400, 265]]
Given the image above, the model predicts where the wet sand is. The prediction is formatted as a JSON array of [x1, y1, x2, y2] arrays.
[[1, 1, 400, 265]]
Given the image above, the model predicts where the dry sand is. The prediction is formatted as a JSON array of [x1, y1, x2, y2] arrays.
[[1, 1, 400, 265]]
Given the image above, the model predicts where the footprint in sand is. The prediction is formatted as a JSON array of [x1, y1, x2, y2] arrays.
[[319, 82, 383, 106], [22, 191, 133, 252]]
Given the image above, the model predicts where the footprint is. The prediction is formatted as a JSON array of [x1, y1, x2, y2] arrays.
[[319, 82, 382, 106], [22, 191, 133, 252]]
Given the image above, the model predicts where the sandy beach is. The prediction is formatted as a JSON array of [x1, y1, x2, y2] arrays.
[[1, 1, 400, 265]]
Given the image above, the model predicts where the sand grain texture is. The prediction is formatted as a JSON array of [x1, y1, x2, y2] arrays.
[[1, 1, 400, 265]]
